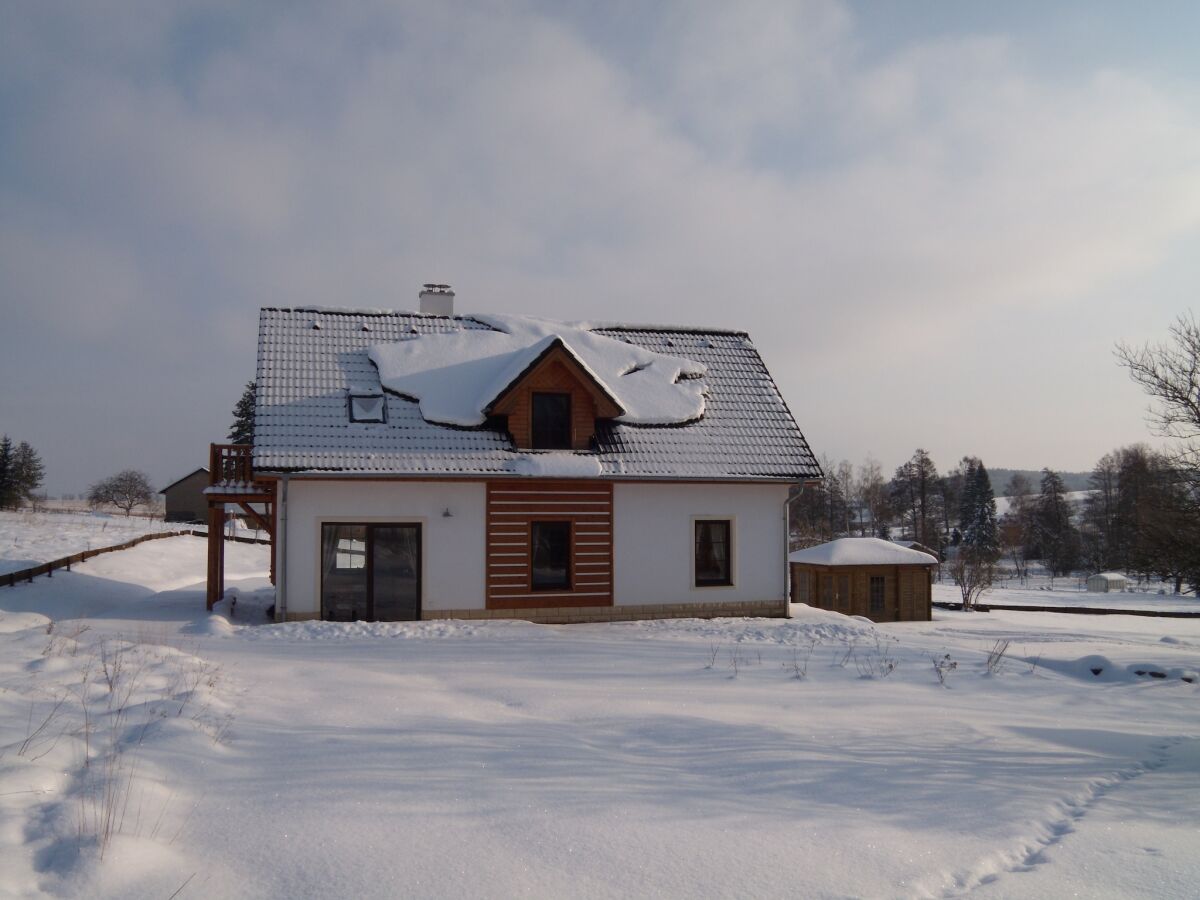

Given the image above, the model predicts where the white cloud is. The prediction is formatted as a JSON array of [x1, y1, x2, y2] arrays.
[[2, 0, 1200, 489]]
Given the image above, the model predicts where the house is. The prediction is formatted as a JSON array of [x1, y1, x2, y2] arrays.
[[1087, 572, 1128, 593], [892, 538, 941, 561], [160, 467, 209, 522], [205, 285, 821, 623], [789, 537, 936, 622]]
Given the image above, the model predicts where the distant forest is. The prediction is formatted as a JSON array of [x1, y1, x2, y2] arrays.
[[990, 469, 1091, 495]]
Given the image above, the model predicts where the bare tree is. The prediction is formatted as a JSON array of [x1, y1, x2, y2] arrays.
[[88, 470, 155, 517], [1117, 313, 1200, 465], [858, 457, 889, 537], [947, 551, 996, 611]]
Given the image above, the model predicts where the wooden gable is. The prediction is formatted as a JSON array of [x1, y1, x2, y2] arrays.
[[487, 340, 623, 451]]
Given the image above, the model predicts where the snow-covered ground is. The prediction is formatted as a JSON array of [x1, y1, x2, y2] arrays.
[[0, 510, 181, 576], [2, 536, 1198, 898], [935, 582, 1200, 614]]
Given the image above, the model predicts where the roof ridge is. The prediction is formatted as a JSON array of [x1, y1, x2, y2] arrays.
[[259, 307, 749, 337]]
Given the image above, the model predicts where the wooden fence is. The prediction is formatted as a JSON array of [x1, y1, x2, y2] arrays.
[[933, 600, 1200, 619], [2, 530, 270, 588]]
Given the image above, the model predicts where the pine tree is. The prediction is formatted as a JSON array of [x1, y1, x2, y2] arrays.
[[889, 449, 941, 548], [10, 442, 45, 506], [957, 457, 979, 534], [961, 461, 999, 561], [228, 380, 256, 446], [0, 435, 13, 508], [1035, 469, 1080, 576]]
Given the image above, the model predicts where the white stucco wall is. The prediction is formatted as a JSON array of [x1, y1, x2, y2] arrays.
[[282, 479, 487, 616], [612, 482, 789, 606]]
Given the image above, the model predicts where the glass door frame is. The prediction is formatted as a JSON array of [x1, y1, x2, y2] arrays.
[[319, 519, 424, 622]]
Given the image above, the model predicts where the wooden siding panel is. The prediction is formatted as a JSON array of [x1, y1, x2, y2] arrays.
[[490, 354, 611, 450], [486, 480, 614, 608]]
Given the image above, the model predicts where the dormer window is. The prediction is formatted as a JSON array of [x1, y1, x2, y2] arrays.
[[349, 392, 387, 423], [531, 392, 571, 449]]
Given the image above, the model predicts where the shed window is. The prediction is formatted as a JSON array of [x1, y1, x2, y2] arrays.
[[531, 521, 571, 590], [795, 570, 809, 603], [349, 393, 386, 423], [694, 520, 732, 586], [532, 392, 572, 449], [869, 576, 885, 613]]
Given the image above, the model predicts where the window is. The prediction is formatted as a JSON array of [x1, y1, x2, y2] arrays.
[[869, 576, 885, 614], [694, 519, 732, 586], [838, 575, 851, 613], [335, 534, 366, 569], [795, 569, 809, 603], [321, 523, 421, 622], [349, 393, 386, 423], [531, 392, 572, 449], [531, 521, 571, 590]]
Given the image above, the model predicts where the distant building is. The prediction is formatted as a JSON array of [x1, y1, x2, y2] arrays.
[[160, 467, 209, 523], [1086, 572, 1128, 593]]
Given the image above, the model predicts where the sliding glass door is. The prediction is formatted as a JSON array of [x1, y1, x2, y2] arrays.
[[321, 523, 421, 621]]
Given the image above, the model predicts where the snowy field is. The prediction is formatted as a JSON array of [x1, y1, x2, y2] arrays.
[[1, 537, 1198, 899], [934, 582, 1200, 614], [0, 510, 181, 576]]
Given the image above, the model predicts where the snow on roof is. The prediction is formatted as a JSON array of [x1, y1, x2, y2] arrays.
[[368, 314, 706, 427], [252, 307, 821, 481], [789, 538, 938, 567], [1091, 572, 1127, 582]]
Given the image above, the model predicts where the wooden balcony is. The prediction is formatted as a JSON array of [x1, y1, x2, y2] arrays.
[[207, 443, 276, 611], [208, 443, 273, 496]]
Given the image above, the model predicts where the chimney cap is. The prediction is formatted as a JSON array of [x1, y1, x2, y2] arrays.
[[421, 283, 453, 293]]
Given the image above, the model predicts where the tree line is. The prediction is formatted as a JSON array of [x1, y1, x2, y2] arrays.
[[792, 444, 1200, 592]]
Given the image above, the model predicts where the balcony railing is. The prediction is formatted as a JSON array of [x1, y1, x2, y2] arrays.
[[210, 443, 254, 486]]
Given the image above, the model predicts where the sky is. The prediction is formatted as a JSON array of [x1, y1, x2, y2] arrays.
[[2, 0, 1199, 495]]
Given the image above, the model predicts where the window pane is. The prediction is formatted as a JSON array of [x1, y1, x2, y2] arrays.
[[322, 524, 368, 621], [532, 392, 572, 449], [694, 520, 731, 586], [349, 394, 386, 423], [531, 521, 571, 590]]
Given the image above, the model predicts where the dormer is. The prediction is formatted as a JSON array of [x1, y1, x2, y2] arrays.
[[485, 338, 624, 451]]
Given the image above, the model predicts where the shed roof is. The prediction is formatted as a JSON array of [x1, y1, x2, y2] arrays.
[[789, 538, 938, 567], [252, 307, 821, 482], [159, 467, 209, 494]]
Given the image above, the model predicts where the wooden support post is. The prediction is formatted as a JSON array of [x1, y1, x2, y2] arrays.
[[207, 503, 225, 611]]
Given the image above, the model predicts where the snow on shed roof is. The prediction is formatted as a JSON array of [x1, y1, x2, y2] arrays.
[[789, 538, 938, 567], [252, 307, 820, 481]]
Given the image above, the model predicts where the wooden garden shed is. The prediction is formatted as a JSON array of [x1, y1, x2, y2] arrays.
[[789, 537, 937, 622]]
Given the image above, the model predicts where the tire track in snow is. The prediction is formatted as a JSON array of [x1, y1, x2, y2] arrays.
[[937, 736, 1190, 899]]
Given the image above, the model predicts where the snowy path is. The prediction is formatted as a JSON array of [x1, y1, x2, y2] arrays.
[[1, 537, 1198, 898]]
